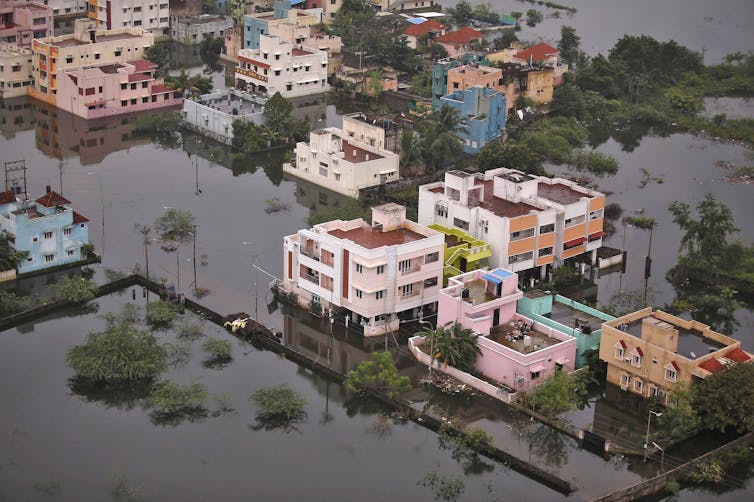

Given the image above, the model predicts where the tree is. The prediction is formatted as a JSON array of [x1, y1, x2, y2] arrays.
[[263, 92, 293, 130], [399, 129, 423, 173], [472, 3, 501, 24], [344, 352, 412, 398], [525, 369, 594, 416], [525, 9, 543, 28], [249, 384, 308, 430], [165, 68, 213, 97], [232, 119, 266, 153], [155, 208, 196, 243], [669, 194, 738, 266], [692, 363, 754, 433], [146, 300, 179, 327], [365, 70, 384, 98], [477, 141, 544, 174], [0, 290, 32, 316], [66, 323, 167, 382], [446, 1, 473, 28], [0, 233, 28, 271], [558, 26, 585, 68], [53, 276, 98, 303], [148, 381, 207, 416], [418, 470, 465, 502], [422, 321, 482, 373], [144, 44, 169, 77], [419, 105, 464, 172]]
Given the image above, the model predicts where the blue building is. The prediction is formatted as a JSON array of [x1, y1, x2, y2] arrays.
[[0, 189, 90, 275], [440, 86, 506, 154], [431, 54, 490, 111], [243, 0, 301, 49]]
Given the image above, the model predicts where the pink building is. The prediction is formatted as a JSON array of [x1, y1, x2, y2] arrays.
[[435, 27, 483, 59], [56, 59, 182, 119], [282, 203, 444, 336], [412, 267, 576, 392], [0, 1, 52, 48]]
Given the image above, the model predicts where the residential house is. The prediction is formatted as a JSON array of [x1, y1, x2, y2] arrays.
[[0, 1, 53, 48], [435, 27, 482, 59], [517, 290, 615, 368], [56, 59, 182, 119], [513, 42, 568, 85], [243, 0, 319, 50], [170, 14, 233, 45], [283, 126, 399, 198], [182, 88, 266, 145], [439, 85, 506, 154], [403, 18, 445, 50], [282, 203, 444, 336], [0, 42, 33, 98], [418, 168, 606, 277], [599, 308, 752, 404], [427, 223, 491, 284], [410, 267, 576, 394], [0, 188, 90, 275], [235, 34, 329, 98], [444, 64, 504, 106], [87, 0, 170, 38], [431, 53, 489, 111], [30, 18, 154, 106]]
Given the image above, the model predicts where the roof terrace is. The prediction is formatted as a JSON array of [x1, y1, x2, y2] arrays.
[[623, 316, 730, 360], [488, 322, 563, 355], [327, 225, 425, 249], [480, 180, 540, 217], [536, 182, 586, 205], [549, 300, 606, 333]]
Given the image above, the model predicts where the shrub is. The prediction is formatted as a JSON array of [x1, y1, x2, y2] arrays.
[[177, 320, 205, 340], [202, 338, 233, 360], [54, 276, 98, 303], [344, 352, 412, 398], [146, 300, 179, 327], [418, 470, 464, 502], [249, 384, 307, 422], [66, 323, 167, 382], [665, 478, 680, 494], [148, 381, 207, 416], [0, 290, 33, 316]]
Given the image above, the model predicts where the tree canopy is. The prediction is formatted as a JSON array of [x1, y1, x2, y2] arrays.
[[345, 351, 412, 398], [155, 208, 196, 243]]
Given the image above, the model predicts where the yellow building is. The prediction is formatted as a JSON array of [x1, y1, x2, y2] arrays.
[[30, 18, 153, 106], [599, 308, 752, 404], [428, 224, 491, 284]]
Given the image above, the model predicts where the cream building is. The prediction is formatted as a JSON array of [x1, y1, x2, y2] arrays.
[[87, 0, 169, 38], [0, 42, 33, 98]]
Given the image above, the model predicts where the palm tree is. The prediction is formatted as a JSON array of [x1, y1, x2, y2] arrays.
[[399, 129, 422, 175], [0, 234, 28, 272], [166, 69, 212, 98], [420, 321, 482, 373], [420, 105, 464, 172]]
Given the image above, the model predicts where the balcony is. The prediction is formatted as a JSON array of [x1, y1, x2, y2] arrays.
[[399, 263, 421, 276]]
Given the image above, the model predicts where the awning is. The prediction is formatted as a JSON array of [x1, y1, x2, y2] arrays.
[[491, 268, 512, 280], [529, 364, 545, 373], [564, 236, 586, 247], [588, 231, 604, 240], [406, 17, 428, 24], [482, 273, 502, 284]]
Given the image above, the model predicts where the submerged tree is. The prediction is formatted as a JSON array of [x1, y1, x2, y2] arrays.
[[249, 384, 308, 431], [0, 233, 28, 272], [155, 208, 195, 243], [344, 352, 412, 398], [53, 276, 99, 303]]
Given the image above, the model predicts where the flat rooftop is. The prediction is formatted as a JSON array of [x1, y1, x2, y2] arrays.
[[292, 48, 313, 56], [198, 94, 263, 115], [462, 278, 497, 305], [537, 182, 586, 205], [340, 139, 383, 163], [53, 31, 142, 48], [480, 179, 540, 218], [549, 301, 605, 333], [327, 225, 426, 249], [624, 317, 729, 359], [488, 323, 562, 355]]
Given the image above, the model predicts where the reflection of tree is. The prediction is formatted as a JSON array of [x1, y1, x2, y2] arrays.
[[150, 408, 207, 427], [528, 424, 571, 468], [67, 377, 153, 411], [248, 414, 305, 434], [344, 395, 390, 418]]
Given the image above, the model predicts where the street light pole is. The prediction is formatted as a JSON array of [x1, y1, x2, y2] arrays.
[[644, 409, 662, 462]]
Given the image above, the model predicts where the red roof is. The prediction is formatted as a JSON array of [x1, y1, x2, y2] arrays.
[[617, 340, 626, 349], [151, 84, 172, 94], [129, 59, 157, 72], [725, 347, 751, 363], [588, 231, 605, 240], [404, 19, 446, 37], [515, 43, 559, 63], [128, 73, 152, 82], [239, 55, 270, 69], [699, 358, 724, 373], [669, 361, 680, 371], [0, 190, 17, 205], [436, 27, 483, 45], [35, 191, 70, 208], [72, 211, 89, 224], [634, 346, 644, 357]]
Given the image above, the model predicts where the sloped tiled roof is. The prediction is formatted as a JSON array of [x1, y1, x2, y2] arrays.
[[515, 42, 559, 63], [699, 358, 724, 373], [72, 211, 89, 224], [725, 347, 751, 363], [404, 19, 446, 37], [436, 27, 483, 45], [0, 190, 17, 205], [35, 191, 70, 208]]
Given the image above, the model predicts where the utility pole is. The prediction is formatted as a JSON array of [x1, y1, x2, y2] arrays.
[[192, 224, 197, 293], [58, 159, 63, 196], [176, 245, 181, 294], [139, 225, 151, 279]]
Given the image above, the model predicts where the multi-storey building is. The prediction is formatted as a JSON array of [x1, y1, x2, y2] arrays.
[[235, 34, 328, 97], [56, 59, 182, 119], [445, 64, 503, 98], [181, 88, 266, 144], [283, 126, 399, 198], [0, 187, 90, 274], [46, 0, 89, 18], [435, 27, 482, 59], [170, 13, 233, 45], [87, 0, 170, 38], [418, 168, 605, 277], [599, 308, 752, 404], [282, 203, 444, 336], [0, 42, 33, 98], [439, 85, 506, 154], [30, 18, 154, 106], [427, 223, 491, 284], [243, 1, 319, 50], [0, 1, 53, 48]]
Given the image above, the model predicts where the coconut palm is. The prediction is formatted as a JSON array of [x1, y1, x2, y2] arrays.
[[420, 321, 482, 373], [419, 105, 464, 173], [399, 129, 423, 175], [0, 234, 28, 272], [166, 69, 212, 97]]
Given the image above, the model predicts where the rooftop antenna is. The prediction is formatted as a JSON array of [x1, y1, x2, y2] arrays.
[[4, 160, 28, 205]]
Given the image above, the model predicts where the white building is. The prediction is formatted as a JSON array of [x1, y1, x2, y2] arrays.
[[418, 169, 606, 277], [87, 0, 170, 38], [235, 34, 328, 98], [46, 0, 87, 17], [0, 42, 33, 98], [181, 88, 266, 144], [282, 203, 444, 336], [283, 126, 399, 199], [342, 112, 387, 150], [170, 14, 233, 45]]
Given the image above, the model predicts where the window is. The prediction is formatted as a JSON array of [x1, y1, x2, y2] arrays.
[[131, 83, 137, 90], [44, 254, 54, 263], [631, 348, 643, 368], [423, 277, 438, 288], [32, 237, 39, 243], [67, 249, 76, 257], [65, 54, 74, 64], [95, 53, 100, 60], [564, 215, 584, 227], [664, 365, 678, 382], [425, 252, 439, 264], [508, 251, 533, 263], [398, 259, 411, 272], [510, 228, 534, 241], [121, 100, 127, 106], [453, 218, 469, 231], [63, 227, 72, 236], [274, 70, 281, 76], [539, 223, 554, 234], [44, 231, 53, 239], [121, 83, 127, 90], [530, 371, 540, 380], [355, 263, 364, 273], [620, 373, 630, 388], [538, 247, 553, 257], [355, 288, 363, 299], [114, 49, 121, 57], [435, 204, 447, 218], [633, 379, 644, 393], [142, 82, 148, 88], [375, 290, 384, 300], [590, 209, 603, 220], [400, 284, 413, 297], [614, 342, 625, 360], [131, 99, 137, 105], [376, 265, 385, 275], [319, 162, 328, 177]]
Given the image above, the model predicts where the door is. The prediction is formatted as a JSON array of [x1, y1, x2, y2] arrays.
[[493, 308, 500, 327]]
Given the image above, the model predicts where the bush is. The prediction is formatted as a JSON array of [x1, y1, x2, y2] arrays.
[[148, 381, 207, 417], [54, 276, 99, 303], [177, 320, 205, 340], [146, 300, 179, 327], [202, 338, 233, 360], [684, 460, 725, 484], [249, 384, 307, 421], [665, 478, 680, 494], [345, 352, 412, 398], [418, 470, 464, 502], [66, 323, 167, 382], [0, 290, 33, 316]]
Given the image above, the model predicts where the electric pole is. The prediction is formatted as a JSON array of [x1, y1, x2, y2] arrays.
[[139, 225, 151, 279]]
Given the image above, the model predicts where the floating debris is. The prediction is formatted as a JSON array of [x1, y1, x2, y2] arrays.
[[638, 167, 665, 188], [715, 160, 753, 184], [264, 197, 291, 214]]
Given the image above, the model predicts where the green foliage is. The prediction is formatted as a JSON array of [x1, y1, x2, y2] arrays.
[[0, 233, 28, 271], [472, 3, 501, 24], [477, 140, 544, 174], [148, 381, 208, 416], [422, 321, 482, 373], [344, 352, 412, 398], [446, 1, 474, 28], [0, 290, 33, 317], [53, 275, 98, 303], [132, 111, 181, 146], [558, 26, 586, 68], [669, 193, 738, 266], [515, 95, 537, 110], [568, 149, 620, 176], [307, 297, 322, 315], [418, 470, 465, 502], [231, 119, 266, 153], [166, 68, 213, 97], [144, 44, 169, 77], [249, 384, 307, 421], [155, 208, 195, 243], [684, 460, 725, 484], [201, 338, 233, 360], [146, 300, 179, 327], [104, 268, 127, 282], [365, 70, 384, 98], [100, 302, 142, 328], [665, 478, 680, 494], [199, 36, 224, 55], [112, 469, 143, 502], [692, 363, 754, 433], [177, 320, 205, 340], [409, 72, 432, 98], [525, 368, 594, 416], [307, 200, 370, 226], [664, 87, 702, 114], [438, 425, 495, 470], [66, 323, 167, 382], [418, 105, 464, 172], [525, 9, 543, 27], [263, 92, 293, 127]]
